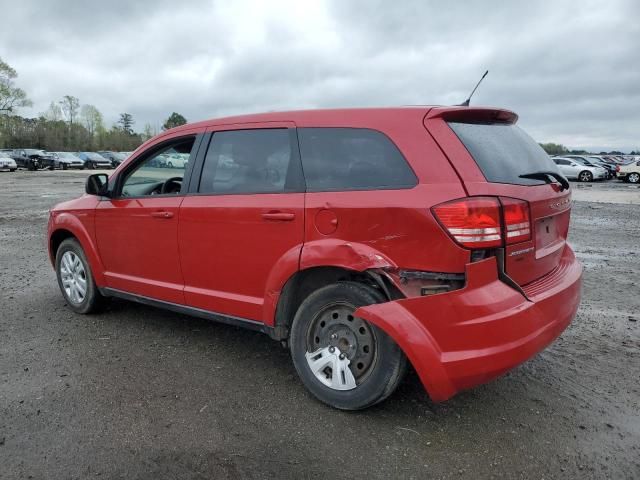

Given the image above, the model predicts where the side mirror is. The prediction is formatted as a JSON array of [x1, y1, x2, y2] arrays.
[[85, 173, 109, 196]]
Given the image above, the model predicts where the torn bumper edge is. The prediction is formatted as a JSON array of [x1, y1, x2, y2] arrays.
[[354, 245, 582, 402]]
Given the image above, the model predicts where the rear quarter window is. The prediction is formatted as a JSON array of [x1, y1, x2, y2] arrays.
[[448, 122, 560, 186], [298, 128, 417, 192]]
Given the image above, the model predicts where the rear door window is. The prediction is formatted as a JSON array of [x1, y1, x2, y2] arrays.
[[199, 129, 299, 194], [448, 122, 560, 186], [297, 128, 417, 192]]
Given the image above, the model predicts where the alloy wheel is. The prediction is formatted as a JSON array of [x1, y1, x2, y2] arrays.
[[60, 251, 88, 304], [579, 171, 592, 182], [628, 173, 640, 183]]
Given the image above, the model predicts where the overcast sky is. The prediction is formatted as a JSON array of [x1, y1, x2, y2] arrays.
[[1, 0, 638, 151]]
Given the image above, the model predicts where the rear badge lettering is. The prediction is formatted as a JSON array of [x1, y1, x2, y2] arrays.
[[509, 247, 534, 257]]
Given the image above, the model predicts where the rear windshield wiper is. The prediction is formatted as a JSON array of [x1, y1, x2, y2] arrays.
[[519, 171, 570, 191]]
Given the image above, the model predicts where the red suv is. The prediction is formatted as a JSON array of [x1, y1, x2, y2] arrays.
[[48, 107, 582, 410]]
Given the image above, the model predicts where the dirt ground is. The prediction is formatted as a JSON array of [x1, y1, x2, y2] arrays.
[[1, 170, 638, 479]]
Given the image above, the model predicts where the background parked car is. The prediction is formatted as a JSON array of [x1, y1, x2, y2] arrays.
[[52, 152, 86, 170], [164, 153, 189, 168], [98, 151, 127, 167], [77, 152, 113, 169], [616, 159, 640, 183], [562, 155, 609, 179], [11, 149, 56, 170], [586, 156, 616, 179], [0, 151, 17, 171], [552, 157, 607, 182]]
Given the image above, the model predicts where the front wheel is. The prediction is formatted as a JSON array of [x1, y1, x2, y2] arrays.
[[578, 170, 593, 182], [55, 238, 104, 314], [628, 172, 640, 184], [289, 282, 406, 410]]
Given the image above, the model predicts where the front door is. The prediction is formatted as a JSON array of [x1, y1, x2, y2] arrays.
[[94, 135, 200, 304], [178, 126, 305, 322]]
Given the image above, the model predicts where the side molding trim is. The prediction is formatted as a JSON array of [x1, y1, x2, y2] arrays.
[[100, 287, 272, 335]]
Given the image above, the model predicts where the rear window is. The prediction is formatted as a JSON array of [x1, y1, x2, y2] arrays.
[[298, 128, 417, 192], [448, 122, 559, 186]]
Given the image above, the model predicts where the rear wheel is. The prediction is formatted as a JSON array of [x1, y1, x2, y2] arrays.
[[62, 163, 68, 170], [290, 282, 406, 410], [55, 238, 104, 314], [578, 170, 593, 182], [628, 172, 640, 184]]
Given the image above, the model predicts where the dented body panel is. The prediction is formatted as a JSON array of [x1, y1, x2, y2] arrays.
[[355, 245, 582, 401]]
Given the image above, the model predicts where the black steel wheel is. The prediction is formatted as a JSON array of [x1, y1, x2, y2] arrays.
[[290, 281, 407, 410]]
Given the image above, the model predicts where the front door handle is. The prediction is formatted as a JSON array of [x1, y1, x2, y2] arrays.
[[261, 212, 295, 221], [150, 211, 174, 219]]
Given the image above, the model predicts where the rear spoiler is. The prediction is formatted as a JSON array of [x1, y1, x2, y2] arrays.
[[425, 107, 518, 125]]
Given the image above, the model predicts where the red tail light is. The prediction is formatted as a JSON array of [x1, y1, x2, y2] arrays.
[[432, 196, 531, 249], [432, 197, 502, 248], [501, 197, 531, 244], [616, 165, 620, 172]]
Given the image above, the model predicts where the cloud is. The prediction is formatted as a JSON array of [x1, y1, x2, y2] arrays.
[[0, 0, 638, 150]]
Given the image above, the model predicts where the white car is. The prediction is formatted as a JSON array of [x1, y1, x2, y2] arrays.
[[616, 159, 640, 183], [164, 153, 189, 169], [552, 157, 607, 182], [0, 152, 17, 171]]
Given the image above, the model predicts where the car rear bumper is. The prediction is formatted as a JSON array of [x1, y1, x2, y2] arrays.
[[355, 244, 582, 402]]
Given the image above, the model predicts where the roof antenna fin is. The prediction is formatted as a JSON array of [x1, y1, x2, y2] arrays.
[[459, 70, 488, 106]]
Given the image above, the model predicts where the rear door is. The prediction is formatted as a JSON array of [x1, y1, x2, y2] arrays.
[[425, 108, 571, 287], [178, 124, 305, 322]]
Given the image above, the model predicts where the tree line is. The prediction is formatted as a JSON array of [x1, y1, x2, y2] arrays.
[[0, 57, 188, 152], [538, 142, 638, 156]]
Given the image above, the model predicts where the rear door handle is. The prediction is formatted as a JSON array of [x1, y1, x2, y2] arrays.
[[261, 212, 295, 221], [150, 211, 174, 219]]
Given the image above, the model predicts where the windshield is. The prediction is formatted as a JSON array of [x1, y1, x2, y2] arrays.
[[56, 152, 77, 159], [448, 122, 560, 186], [25, 149, 45, 155], [83, 153, 106, 161]]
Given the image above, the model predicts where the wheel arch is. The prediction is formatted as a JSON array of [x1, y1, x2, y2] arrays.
[[268, 265, 402, 341], [49, 215, 106, 286]]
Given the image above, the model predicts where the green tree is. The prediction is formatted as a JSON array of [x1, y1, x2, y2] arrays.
[[80, 104, 104, 139], [0, 57, 32, 113], [42, 101, 63, 121], [59, 95, 80, 125], [118, 112, 134, 135], [162, 112, 187, 130], [539, 142, 568, 155]]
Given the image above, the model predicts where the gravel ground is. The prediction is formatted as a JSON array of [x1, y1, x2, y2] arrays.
[[1, 170, 639, 479]]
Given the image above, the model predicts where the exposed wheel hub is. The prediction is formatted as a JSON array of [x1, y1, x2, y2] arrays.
[[305, 302, 377, 390]]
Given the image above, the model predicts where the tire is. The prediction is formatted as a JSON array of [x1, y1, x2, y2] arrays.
[[289, 281, 407, 410], [578, 170, 593, 182], [167, 161, 173, 169], [55, 238, 104, 314], [89, 161, 95, 170], [62, 163, 68, 170], [10, 168, 16, 172], [628, 172, 640, 184]]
